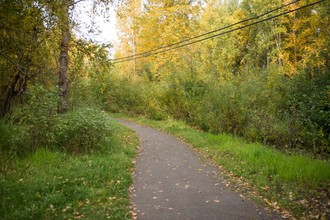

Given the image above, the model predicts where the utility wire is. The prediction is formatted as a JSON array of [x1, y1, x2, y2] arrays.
[[111, 0, 300, 62], [113, 0, 325, 64]]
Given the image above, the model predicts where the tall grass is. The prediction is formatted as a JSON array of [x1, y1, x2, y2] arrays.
[[0, 119, 30, 172], [0, 120, 138, 219]]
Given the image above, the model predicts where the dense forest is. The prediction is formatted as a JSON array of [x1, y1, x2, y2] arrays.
[[0, 0, 329, 164], [0, 0, 329, 218], [112, 0, 329, 156]]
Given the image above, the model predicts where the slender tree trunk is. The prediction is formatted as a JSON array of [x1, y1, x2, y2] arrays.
[[293, 11, 297, 70], [58, 1, 70, 114], [1, 73, 23, 116], [0, 53, 30, 117], [131, 26, 137, 77]]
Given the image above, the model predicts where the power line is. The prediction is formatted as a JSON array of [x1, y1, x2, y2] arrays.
[[112, 0, 300, 62], [113, 0, 325, 64]]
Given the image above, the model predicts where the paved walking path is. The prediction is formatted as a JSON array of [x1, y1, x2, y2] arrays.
[[118, 119, 281, 220]]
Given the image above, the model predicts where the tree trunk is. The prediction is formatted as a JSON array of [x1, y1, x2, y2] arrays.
[[1, 71, 26, 117], [0, 51, 31, 117], [58, 1, 70, 114]]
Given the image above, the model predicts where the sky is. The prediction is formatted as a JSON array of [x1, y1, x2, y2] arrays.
[[72, 0, 118, 52]]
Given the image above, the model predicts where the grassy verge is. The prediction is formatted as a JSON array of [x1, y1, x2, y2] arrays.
[[0, 119, 138, 220], [115, 114, 330, 219]]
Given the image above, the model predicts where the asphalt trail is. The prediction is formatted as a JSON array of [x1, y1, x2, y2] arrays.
[[118, 119, 281, 220]]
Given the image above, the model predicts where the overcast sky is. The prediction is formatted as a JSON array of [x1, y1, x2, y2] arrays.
[[72, 0, 118, 46]]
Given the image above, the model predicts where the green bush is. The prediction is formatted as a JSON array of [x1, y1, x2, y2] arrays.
[[96, 74, 167, 120], [140, 83, 167, 120], [11, 85, 58, 150], [7, 85, 113, 155], [99, 75, 145, 114], [0, 119, 30, 172], [53, 108, 112, 154], [281, 70, 330, 154], [102, 67, 329, 157]]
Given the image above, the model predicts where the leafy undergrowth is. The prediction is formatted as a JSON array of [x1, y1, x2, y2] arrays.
[[116, 114, 330, 219], [0, 120, 138, 220]]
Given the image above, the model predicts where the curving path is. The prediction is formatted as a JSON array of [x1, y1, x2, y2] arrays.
[[118, 119, 281, 220]]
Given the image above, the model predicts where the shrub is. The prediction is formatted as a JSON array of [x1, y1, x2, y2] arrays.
[[0, 119, 30, 172], [53, 108, 112, 154], [281, 70, 330, 154], [12, 85, 58, 150], [9, 85, 113, 155], [104, 67, 329, 157]]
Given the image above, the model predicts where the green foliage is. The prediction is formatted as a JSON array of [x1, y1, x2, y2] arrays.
[[111, 0, 329, 157], [96, 74, 166, 120], [0, 120, 138, 219], [17, 85, 58, 149], [0, 119, 29, 172], [104, 66, 329, 157], [53, 108, 112, 154], [0, 0, 59, 116], [6, 85, 112, 155], [105, 77, 147, 114], [68, 78, 97, 109], [282, 70, 330, 154], [195, 69, 289, 145]]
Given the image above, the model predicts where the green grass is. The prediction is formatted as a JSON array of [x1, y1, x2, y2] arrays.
[[116, 114, 330, 219], [0, 120, 138, 220]]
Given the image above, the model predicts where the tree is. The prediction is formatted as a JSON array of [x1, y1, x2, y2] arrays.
[[115, 0, 202, 80], [57, 1, 71, 113], [0, 0, 115, 116], [0, 0, 57, 116], [115, 0, 142, 77], [56, 0, 113, 113], [280, 0, 330, 75]]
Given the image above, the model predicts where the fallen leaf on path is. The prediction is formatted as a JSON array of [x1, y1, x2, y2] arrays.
[[281, 214, 290, 219], [130, 211, 138, 220]]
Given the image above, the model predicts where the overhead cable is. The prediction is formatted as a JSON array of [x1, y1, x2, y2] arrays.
[[113, 0, 325, 64], [111, 0, 300, 62]]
